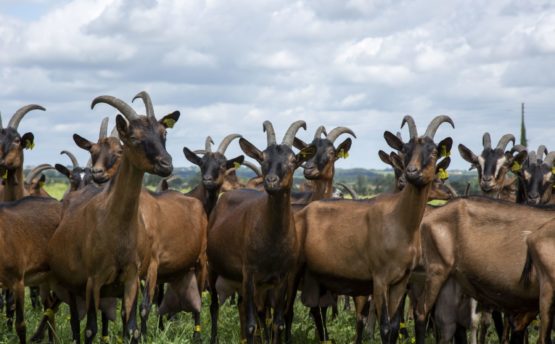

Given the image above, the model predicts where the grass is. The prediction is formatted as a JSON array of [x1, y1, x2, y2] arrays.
[[0, 289, 522, 343]]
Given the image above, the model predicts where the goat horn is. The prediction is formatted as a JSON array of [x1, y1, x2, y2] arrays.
[[25, 163, 54, 185], [60, 150, 79, 169], [314, 126, 327, 139], [217, 134, 242, 154], [424, 115, 455, 139], [91, 96, 138, 121], [132, 91, 155, 118], [495, 134, 515, 151], [444, 182, 459, 198], [543, 152, 555, 167], [110, 125, 119, 139], [193, 150, 206, 155], [241, 161, 262, 177], [482, 132, 491, 149], [204, 136, 214, 152], [8, 104, 46, 129], [99, 117, 109, 140], [528, 151, 537, 165], [401, 115, 418, 139], [537, 145, 548, 161], [336, 182, 358, 200], [326, 127, 356, 143], [263, 121, 277, 145], [511, 144, 527, 153], [282, 120, 307, 147]]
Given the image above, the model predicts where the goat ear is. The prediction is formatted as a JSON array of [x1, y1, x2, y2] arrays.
[[159, 111, 180, 129], [378, 150, 392, 166], [55, 164, 71, 179], [389, 152, 404, 172], [160, 179, 169, 191], [115, 115, 129, 141], [73, 134, 93, 151], [436, 157, 451, 174], [458, 144, 478, 164], [437, 137, 453, 158], [335, 138, 352, 160], [226, 155, 245, 170], [510, 151, 528, 173], [293, 137, 309, 150], [296, 145, 317, 167], [21, 133, 35, 150], [239, 138, 264, 163], [183, 147, 203, 166], [384, 131, 403, 151]]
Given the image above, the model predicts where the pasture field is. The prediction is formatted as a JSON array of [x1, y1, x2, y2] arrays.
[[0, 291, 521, 343]]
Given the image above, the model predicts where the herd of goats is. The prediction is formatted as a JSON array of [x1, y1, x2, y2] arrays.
[[1, 90, 555, 344]]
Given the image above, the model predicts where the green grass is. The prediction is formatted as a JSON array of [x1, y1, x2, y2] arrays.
[[0, 290, 520, 343], [43, 183, 68, 201]]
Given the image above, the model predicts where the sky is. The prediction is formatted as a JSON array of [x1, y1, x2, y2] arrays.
[[0, 0, 554, 171]]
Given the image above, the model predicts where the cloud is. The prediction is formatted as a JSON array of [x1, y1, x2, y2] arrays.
[[0, 0, 554, 172]]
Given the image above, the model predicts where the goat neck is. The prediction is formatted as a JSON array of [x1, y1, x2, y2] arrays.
[[104, 153, 144, 223], [188, 182, 219, 217], [2, 167, 25, 201]]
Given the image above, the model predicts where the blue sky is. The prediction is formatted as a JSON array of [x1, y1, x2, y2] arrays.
[[1, 0, 554, 171]]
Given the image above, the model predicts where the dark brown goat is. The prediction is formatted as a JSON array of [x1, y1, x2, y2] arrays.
[[24, 163, 55, 197], [296, 115, 453, 343], [513, 145, 555, 205], [458, 133, 525, 201], [207, 120, 315, 344], [47, 94, 179, 343], [55, 150, 93, 194], [0, 197, 62, 343], [183, 134, 244, 216]]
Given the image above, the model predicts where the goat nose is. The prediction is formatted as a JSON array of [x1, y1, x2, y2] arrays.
[[483, 175, 493, 182], [91, 167, 104, 175], [529, 191, 540, 200], [265, 175, 279, 184], [203, 175, 213, 182], [157, 157, 172, 170], [406, 166, 418, 175]]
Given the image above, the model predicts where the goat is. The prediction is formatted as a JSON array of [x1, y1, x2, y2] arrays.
[[24, 163, 55, 197], [47, 93, 179, 343], [0, 197, 62, 343], [296, 115, 453, 343], [458, 133, 524, 201], [207, 120, 316, 344], [183, 134, 244, 216], [513, 146, 555, 205], [55, 150, 93, 194], [413, 195, 555, 344]]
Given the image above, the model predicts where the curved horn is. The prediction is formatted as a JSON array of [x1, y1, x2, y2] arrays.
[[282, 120, 307, 147], [336, 182, 358, 200], [444, 182, 459, 198], [543, 152, 555, 167], [91, 96, 138, 122], [25, 163, 54, 185], [401, 115, 418, 139], [511, 144, 527, 153], [482, 132, 491, 149], [528, 151, 537, 165], [263, 121, 277, 145], [537, 145, 548, 161], [204, 136, 214, 152], [132, 91, 155, 118], [495, 134, 515, 151], [60, 150, 79, 169], [314, 125, 327, 140], [99, 117, 109, 140], [424, 115, 455, 139], [241, 161, 262, 177], [8, 104, 46, 129], [326, 127, 357, 143], [217, 134, 242, 154]]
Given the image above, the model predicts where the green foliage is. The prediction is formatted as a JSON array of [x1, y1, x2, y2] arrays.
[[43, 182, 68, 201]]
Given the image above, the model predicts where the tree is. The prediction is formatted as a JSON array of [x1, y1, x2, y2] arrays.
[[520, 102, 527, 147]]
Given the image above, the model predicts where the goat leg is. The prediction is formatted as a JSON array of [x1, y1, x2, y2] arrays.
[[5, 289, 14, 330], [30, 292, 61, 343], [30, 286, 41, 309], [354, 296, 370, 344], [123, 278, 140, 343], [156, 282, 165, 330], [539, 281, 554, 344], [84, 295, 97, 344], [14, 281, 26, 344], [309, 306, 329, 341], [271, 283, 288, 344], [208, 270, 219, 344], [69, 292, 81, 344], [242, 275, 256, 344], [283, 269, 303, 344]]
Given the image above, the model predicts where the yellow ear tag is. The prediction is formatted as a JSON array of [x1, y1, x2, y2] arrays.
[[338, 149, 349, 159], [26, 140, 35, 150], [551, 167, 555, 174], [233, 161, 241, 169], [163, 117, 176, 128], [1, 170, 7, 180], [194, 325, 201, 332], [440, 145, 450, 158], [437, 168, 449, 180], [511, 161, 522, 173]]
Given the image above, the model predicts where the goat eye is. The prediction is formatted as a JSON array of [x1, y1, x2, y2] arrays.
[[13, 138, 20, 145]]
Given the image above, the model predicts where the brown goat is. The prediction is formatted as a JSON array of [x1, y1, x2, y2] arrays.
[[24, 163, 55, 197], [0, 197, 62, 343], [296, 115, 453, 343], [47, 94, 179, 343], [413, 196, 555, 344], [513, 145, 555, 205], [207, 120, 315, 344], [458, 133, 525, 201]]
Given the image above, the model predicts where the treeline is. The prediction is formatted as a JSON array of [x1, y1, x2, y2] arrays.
[[35, 166, 482, 196]]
